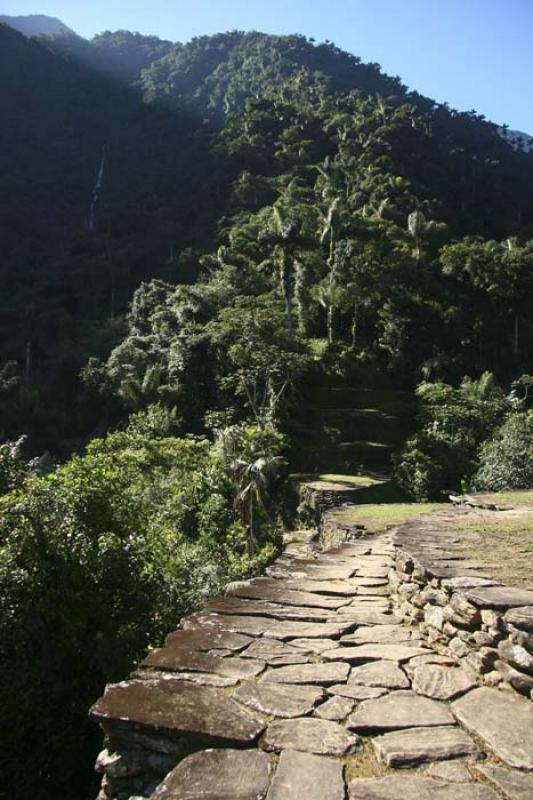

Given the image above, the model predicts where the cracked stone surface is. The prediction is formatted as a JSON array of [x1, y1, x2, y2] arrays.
[[206, 597, 332, 621], [340, 625, 418, 644], [266, 749, 345, 800], [323, 643, 427, 664], [411, 664, 477, 700], [89, 680, 265, 745], [452, 687, 533, 769], [475, 763, 533, 799], [141, 648, 265, 679], [348, 775, 499, 799], [426, 761, 473, 782], [347, 690, 455, 731], [373, 725, 479, 766], [89, 525, 533, 800], [239, 637, 310, 665], [260, 662, 350, 685], [327, 683, 388, 700], [233, 682, 324, 718], [150, 748, 271, 799], [348, 660, 410, 689], [262, 717, 358, 756], [313, 694, 355, 720]]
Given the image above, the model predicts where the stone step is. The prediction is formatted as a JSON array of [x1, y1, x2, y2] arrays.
[[373, 725, 480, 767], [150, 749, 271, 800], [89, 679, 265, 750]]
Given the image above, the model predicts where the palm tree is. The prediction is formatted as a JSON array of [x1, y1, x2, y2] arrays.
[[217, 427, 284, 555], [407, 210, 426, 261], [231, 454, 284, 555]]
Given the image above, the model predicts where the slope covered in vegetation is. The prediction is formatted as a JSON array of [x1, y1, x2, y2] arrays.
[[1, 24, 533, 800]]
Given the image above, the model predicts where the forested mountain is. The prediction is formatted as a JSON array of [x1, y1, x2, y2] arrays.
[[1, 25, 532, 454], [1, 24, 533, 800], [0, 13, 75, 37]]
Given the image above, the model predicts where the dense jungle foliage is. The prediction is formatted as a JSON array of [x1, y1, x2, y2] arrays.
[[1, 21, 533, 800]]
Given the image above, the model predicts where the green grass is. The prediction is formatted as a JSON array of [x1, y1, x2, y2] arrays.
[[330, 502, 444, 532], [317, 473, 384, 486], [454, 511, 533, 537], [479, 490, 533, 506]]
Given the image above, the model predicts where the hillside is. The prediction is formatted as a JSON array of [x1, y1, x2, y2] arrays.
[[0, 13, 75, 37], [1, 23, 533, 800], [1, 27, 533, 455]]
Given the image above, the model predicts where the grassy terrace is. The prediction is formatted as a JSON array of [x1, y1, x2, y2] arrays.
[[454, 494, 533, 587], [315, 473, 385, 486], [330, 502, 445, 533]]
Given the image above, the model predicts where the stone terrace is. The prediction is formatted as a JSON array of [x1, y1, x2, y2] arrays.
[[91, 520, 533, 800]]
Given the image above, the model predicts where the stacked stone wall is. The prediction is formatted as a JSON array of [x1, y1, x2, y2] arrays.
[[389, 518, 533, 698]]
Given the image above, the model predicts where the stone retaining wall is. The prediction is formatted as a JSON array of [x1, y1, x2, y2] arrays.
[[296, 479, 363, 524], [389, 516, 533, 699]]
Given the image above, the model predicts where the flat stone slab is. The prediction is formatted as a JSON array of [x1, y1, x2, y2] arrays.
[[412, 665, 477, 700], [341, 626, 417, 644], [230, 584, 347, 609], [355, 586, 389, 596], [409, 654, 458, 669], [89, 680, 265, 745], [347, 690, 454, 732], [240, 638, 310, 666], [323, 644, 427, 664], [476, 763, 533, 800], [206, 598, 331, 622], [426, 761, 473, 782], [132, 670, 238, 688], [281, 579, 358, 595], [262, 717, 358, 756], [298, 565, 358, 580], [266, 749, 345, 800], [290, 638, 337, 653], [339, 601, 391, 613], [441, 576, 497, 591], [354, 568, 390, 578], [336, 611, 401, 626], [260, 662, 350, 686], [504, 606, 533, 632], [465, 586, 533, 610], [314, 695, 355, 720], [353, 578, 388, 587], [373, 725, 479, 767], [452, 687, 533, 769], [183, 613, 272, 637], [141, 649, 265, 680], [233, 682, 324, 718], [327, 684, 388, 700], [150, 748, 271, 799], [263, 620, 354, 640], [348, 661, 410, 689], [348, 775, 498, 799], [164, 630, 253, 652]]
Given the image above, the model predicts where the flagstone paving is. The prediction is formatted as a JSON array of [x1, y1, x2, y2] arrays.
[[91, 528, 533, 800]]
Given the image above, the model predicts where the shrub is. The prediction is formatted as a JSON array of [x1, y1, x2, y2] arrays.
[[474, 411, 533, 491], [0, 417, 282, 799]]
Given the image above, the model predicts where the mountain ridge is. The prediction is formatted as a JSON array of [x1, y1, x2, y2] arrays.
[[0, 12, 76, 37]]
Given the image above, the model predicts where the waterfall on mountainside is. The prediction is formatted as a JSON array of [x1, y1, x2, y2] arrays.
[[88, 148, 105, 232]]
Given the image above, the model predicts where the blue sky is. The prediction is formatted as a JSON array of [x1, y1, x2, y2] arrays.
[[3, 0, 533, 131]]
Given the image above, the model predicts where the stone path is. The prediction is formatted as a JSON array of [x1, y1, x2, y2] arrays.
[[91, 529, 533, 800]]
